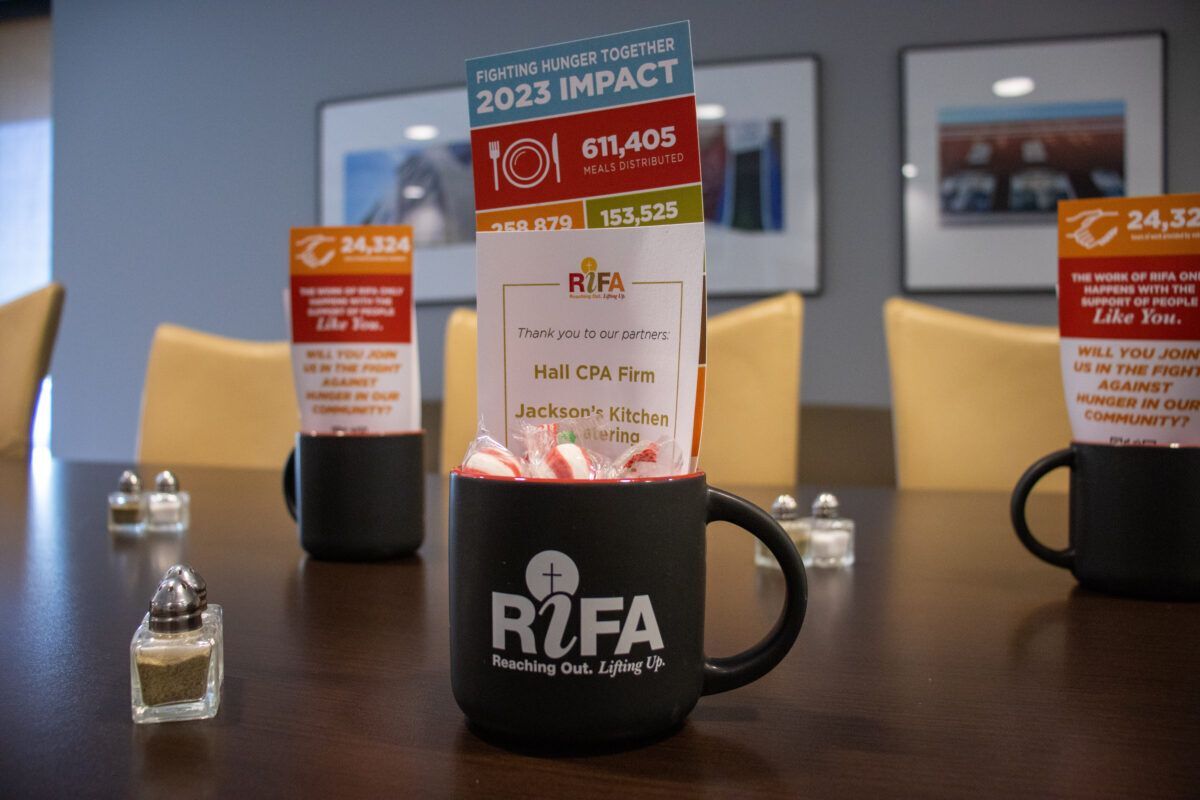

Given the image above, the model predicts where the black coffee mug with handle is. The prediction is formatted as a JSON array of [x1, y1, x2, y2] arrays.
[[1011, 443, 1200, 601], [449, 471, 807, 746], [283, 432, 424, 561]]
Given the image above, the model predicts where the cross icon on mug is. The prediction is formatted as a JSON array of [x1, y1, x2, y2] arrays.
[[524, 550, 579, 600], [542, 562, 563, 595]]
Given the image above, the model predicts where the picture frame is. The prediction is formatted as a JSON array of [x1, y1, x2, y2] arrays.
[[695, 56, 821, 296], [318, 55, 822, 302], [319, 84, 476, 303], [900, 32, 1165, 292]]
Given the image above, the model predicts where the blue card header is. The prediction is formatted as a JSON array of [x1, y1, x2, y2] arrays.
[[466, 21, 694, 128]]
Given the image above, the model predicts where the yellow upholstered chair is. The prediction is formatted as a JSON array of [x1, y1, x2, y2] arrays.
[[0, 283, 65, 459], [137, 323, 299, 470], [700, 293, 803, 487], [884, 297, 1071, 492], [440, 308, 478, 472]]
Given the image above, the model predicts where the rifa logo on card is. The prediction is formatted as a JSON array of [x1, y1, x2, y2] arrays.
[[1064, 208, 1121, 251], [293, 233, 339, 269], [492, 550, 663, 659], [568, 257, 626, 299]]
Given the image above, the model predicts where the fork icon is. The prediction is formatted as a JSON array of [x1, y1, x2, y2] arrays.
[[488, 140, 501, 191]]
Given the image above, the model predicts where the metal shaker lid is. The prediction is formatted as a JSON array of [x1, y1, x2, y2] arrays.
[[771, 494, 800, 520], [154, 470, 180, 493], [118, 470, 141, 494], [148, 577, 203, 634], [812, 492, 840, 518], [163, 564, 207, 608]]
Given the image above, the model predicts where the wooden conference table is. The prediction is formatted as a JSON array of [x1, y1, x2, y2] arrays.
[[1, 457, 1197, 798]]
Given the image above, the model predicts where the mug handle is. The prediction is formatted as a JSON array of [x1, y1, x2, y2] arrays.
[[1010, 448, 1075, 570], [282, 447, 298, 521], [702, 487, 808, 696]]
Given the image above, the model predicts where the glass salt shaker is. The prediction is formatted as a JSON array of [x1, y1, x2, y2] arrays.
[[147, 470, 190, 534], [163, 563, 223, 688], [807, 493, 855, 569], [108, 470, 147, 535], [130, 576, 221, 723], [757, 494, 811, 570]]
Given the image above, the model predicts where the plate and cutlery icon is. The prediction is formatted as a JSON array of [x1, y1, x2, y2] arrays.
[[489, 133, 561, 191]]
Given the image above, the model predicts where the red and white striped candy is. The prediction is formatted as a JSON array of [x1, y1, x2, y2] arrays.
[[463, 447, 524, 478], [620, 441, 660, 478], [532, 442, 593, 480]]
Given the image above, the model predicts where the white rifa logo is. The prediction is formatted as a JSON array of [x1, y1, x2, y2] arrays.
[[294, 233, 338, 268], [492, 550, 664, 658]]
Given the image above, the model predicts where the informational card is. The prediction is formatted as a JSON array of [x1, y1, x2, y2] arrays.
[[466, 22, 707, 464], [466, 20, 702, 232], [289, 226, 419, 434], [477, 225, 704, 459], [1058, 194, 1200, 446]]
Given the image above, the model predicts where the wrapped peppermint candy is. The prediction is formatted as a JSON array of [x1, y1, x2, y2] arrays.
[[515, 417, 611, 480], [461, 432, 524, 478], [528, 429, 603, 480], [462, 416, 688, 480], [608, 437, 687, 479], [515, 421, 561, 466]]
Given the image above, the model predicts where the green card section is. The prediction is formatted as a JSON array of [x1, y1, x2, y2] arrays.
[[584, 184, 703, 229]]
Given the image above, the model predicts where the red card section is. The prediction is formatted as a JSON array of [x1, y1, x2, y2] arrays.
[[471, 95, 701, 211], [291, 274, 413, 344], [1059, 254, 1200, 341]]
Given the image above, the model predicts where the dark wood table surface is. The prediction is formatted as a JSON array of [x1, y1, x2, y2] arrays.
[[1, 457, 1197, 798]]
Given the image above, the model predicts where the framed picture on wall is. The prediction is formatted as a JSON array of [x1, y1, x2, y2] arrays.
[[319, 56, 822, 300], [319, 85, 475, 303], [695, 56, 821, 295], [901, 32, 1165, 292]]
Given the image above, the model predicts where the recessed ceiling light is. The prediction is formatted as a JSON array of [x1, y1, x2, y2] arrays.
[[992, 76, 1035, 98], [696, 103, 726, 121], [901, 163, 918, 179], [404, 124, 439, 141]]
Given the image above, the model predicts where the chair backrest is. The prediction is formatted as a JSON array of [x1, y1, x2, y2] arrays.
[[0, 283, 65, 459], [439, 308, 478, 472], [137, 323, 299, 470], [884, 297, 1071, 492], [701, 293, 803, 487]]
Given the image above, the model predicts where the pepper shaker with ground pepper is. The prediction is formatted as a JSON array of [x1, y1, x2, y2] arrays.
[[162, 564, 223, 689], [108, 470, 147, 536], [130, 576, 221, 723]]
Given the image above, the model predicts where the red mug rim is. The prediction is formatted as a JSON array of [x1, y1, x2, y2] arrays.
[[451, 467, 705, 485], [298, 429, 425, 438]]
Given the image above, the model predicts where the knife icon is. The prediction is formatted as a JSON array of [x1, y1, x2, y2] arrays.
[[551, 133, 560, 183]]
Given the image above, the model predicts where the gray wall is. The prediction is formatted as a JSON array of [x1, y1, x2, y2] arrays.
[[52, 0, 1200, 460], [0, 17, 52, 303]]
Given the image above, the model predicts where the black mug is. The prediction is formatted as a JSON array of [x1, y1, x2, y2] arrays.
[[449, 471, 807, 746], [1011, 443, 1200, 601], [283, 432, 424, 561]]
